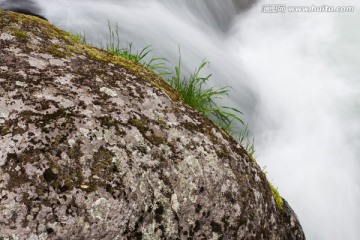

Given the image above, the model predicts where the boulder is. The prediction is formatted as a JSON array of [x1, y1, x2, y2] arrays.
[[0, 10, 305, 240]]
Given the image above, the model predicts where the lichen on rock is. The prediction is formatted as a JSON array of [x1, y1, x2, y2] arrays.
[[0, 10, 305, 240]]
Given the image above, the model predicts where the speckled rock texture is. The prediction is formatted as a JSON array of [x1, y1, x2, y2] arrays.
[[0, 10, 305, 240]]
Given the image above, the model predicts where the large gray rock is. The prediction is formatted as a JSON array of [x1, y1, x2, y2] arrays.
[[0, 10, 305, 240]]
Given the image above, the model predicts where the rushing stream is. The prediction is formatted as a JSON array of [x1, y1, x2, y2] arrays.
[[2, 0, 360, 238]]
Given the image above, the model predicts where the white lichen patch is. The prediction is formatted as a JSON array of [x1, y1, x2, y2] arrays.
[[211, 128, 225, 141], [145, 89, 159, 98], [165, 113, 179, 127], [49, 58, 67, 66], [221, 180, 232, 193], [254, 173, 261, 182], [0, 111, 10, 119], [0, 33, 14, 41], [0, 196, 27, 225], [159, 144, 172, 157], [167, 128, 187, 144], [5, 46, 24, 56], [139, 181, 147, 193], [182, 114, 200, 125], [109, 147, 129, 174], [55, 74, 74, 85], [0, 66, 8, 71], [82, 168, 92, 179], [103, 129, 123, 145], [17, 121, 27, 130], [211, 233, 221, 240], [171, 193, 180, 213], [78, 91, 94, 106], [15, 81, 28, 87], [91, 198, 110, 221], [28, 57, 48, 70], [187, 181, 198, 203], [29, 69, 40, 74], [233, 203, 242, 217], [24, 163, 41, 177], [184, 155, 203, 177], [253, 189, 261, 202], [123, 127, 144, 145], [37, 53, 53, 59], [79, 128, 90, 137], [100, 87, 117, 97], [91, 129, 103, 141], [68, 139, 76, 147], [0, 150, 5, 167], [0, 78, 5, 83], [50, 38, 60, 44], [29, 37, 41, 46], [34, 93, 74, 108], [82, 110, 93, 117], [0, 170, 10, 188], [110, 97, 125, 107]]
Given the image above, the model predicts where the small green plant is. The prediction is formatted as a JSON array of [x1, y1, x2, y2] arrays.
[[105, 22, 121, 55], [106, 22, 169, 75], [67, 31, 86, 44], [168, 50, 244, 131], [235, 124, 255, 156]]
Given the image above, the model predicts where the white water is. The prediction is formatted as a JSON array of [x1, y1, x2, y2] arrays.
[[29, 0, 360, 238]]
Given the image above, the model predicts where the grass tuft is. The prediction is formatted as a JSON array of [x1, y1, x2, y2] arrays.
[[235, 124, 255, 156], [106, 22, 170, 75], [67, 31, 86, 44], [168, 49, 244, 132]]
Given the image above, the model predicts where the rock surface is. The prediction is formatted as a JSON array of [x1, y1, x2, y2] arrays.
[[0, 10, 305, 240]]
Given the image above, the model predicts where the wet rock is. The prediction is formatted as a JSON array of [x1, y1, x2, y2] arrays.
[[0, 10, 305, 240]]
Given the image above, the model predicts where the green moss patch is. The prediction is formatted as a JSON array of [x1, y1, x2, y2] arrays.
[[14, 30, 27, 38], [269, 183, 284, 210], [129, 118, 165, 146]]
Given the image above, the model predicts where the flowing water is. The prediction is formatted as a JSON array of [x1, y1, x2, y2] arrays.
[[2, 0, 360, 238]]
